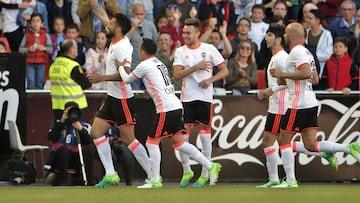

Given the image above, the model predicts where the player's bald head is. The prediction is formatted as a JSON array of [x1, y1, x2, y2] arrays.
[[286, 23, 305, 38]]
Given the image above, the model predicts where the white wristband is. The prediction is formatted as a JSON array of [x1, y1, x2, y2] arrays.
[[118, 65, 124, 71]]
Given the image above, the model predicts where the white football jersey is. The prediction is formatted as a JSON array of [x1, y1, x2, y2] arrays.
[[106, 37, 134, 99], [173, 43, 225, 102], [267, 49, 288, 114], [132, 56, 182, 113], [285, 45, 318, 109]]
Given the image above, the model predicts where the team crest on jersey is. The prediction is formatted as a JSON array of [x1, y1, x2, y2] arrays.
[[201, 52, 206, 59]]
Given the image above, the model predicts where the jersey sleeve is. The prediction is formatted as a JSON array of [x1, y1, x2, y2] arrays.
[[293, 47, 310, 68], [118, 66, 137, 83], [173, 47, 184, 67]]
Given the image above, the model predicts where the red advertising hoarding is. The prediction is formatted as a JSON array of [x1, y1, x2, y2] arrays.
[[23, 93, 360, 182]]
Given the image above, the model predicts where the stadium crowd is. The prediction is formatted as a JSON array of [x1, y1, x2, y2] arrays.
[[0, 0, 358, 93]]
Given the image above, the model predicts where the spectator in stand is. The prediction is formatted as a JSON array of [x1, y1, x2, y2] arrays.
[[230, 17, 258, 59], [197, 0, 237, 35], [199, 15, 216, 42], [46, 17, 69, 89], [188, 4, 198, 20], [328, 1, 356, 37], [320, 37, 359, 94], [50, 16, 67, 62], [270, 0, 289, 25], [225, 40, 258, 95], [46, 0, 74, 34], [160, 4, 184, 49], [158, 0, 193, 24], [85, 30, 108, 90], [155, 15, 169, 32], [351, 9, 360, 66], [346, 8, 360, 56], [248, 4, 269, 52], [305, 9, 333, 78], [156, 31, 182, 90], [126, 0, 154, 22], [76, 0, 120, 49], [351, 41, 360, 67], [19, 13, 53, 89], [205, 21, 232, 59], [264, 0, 291, 23], [0, 0, 29, 52], [66, 24, 86, 67], [233, 0, 260, 22], [305, 0, 342, 28], [203, 21, 232, 88], [127, 3, 158, 90], [300, 3, 318, 29], [17, 0, 49, 31]]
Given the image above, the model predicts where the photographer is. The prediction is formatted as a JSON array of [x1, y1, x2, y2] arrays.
[[44, 101, 96, 186]]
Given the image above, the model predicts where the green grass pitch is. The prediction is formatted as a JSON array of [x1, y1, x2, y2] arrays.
[[0, 184, 359, 203]]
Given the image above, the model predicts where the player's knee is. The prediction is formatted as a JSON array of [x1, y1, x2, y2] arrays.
[[89, 128, 102, 139], [262, 134, 277, 147]]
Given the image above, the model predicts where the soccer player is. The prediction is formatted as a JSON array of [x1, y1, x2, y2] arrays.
[[116, 38, 222, 188], [87, 13, 151, 188], [256, 24, 338, 188], [269, 23, 360, 188], [173, 18, 228, 188]]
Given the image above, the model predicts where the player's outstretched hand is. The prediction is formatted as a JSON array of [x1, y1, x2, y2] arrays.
[[87, 73, 103, 84], [257, 90, 265, 100]]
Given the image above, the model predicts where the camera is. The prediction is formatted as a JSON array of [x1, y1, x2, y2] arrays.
[[67, 106, 81, 122]]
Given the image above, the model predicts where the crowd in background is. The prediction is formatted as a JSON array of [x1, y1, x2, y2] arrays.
[[0, 0, 359, 94]]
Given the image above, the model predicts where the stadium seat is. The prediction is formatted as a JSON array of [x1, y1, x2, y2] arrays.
[[257, 70, 266, 89], [0, 37, 11, 52], [7, 120, 49, 177]]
